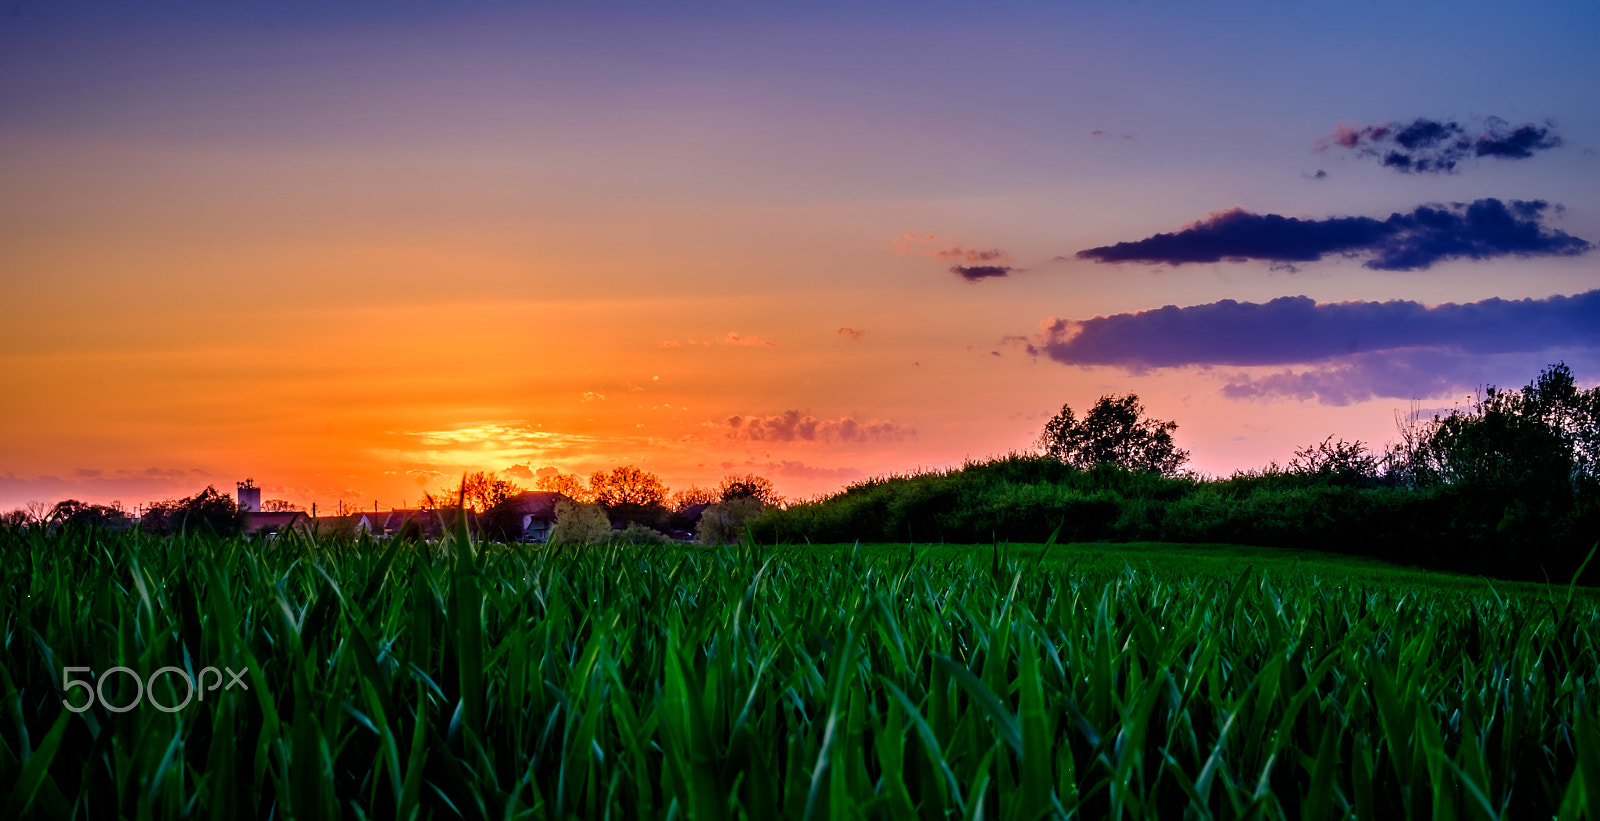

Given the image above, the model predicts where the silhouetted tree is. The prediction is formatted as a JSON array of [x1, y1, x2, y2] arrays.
[[589, 466, 667, 508], [1039, 394, 1189, 475], [590, 465, 669, 529], [23, 500, 50, 524], [1378, 363, 1600, 576], [535, 470, 592, 502], [430, 471, 523, 513], [47, 499, 134, 531], [1385, 364, 1595, 497], [140, 486, 247, 536], [1288, 436, 1379, 486], [717, 474, 781, 506], [670, 485, 718, 511]]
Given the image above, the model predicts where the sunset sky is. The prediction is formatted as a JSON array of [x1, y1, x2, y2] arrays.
[[3, 0, 1598, 513]]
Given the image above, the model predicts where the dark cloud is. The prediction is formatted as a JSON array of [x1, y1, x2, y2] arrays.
[[1075, 198, 1589, 271], [1326, 116, 1561, 173], [1030, 290, 1600, 371], [951, 264, 1014, 281], [1475, 121, 1563, 158], [1091, 129, 1134, 140], [726, 410, 914, 443], [837, 327, 866, 341], [502, 464, 535, 480]]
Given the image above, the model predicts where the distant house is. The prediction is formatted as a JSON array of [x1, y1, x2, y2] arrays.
[[499, 491, 568, 542], [244, 510, 309, 537], [304, 493, 569, 542], [668, 502, 711, 540], [349, 508, 461, 540]]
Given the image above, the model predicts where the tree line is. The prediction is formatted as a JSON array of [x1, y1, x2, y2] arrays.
[[2, 465, 783, 546], [757, 362, 1600, 581], [431, 467, 783, 545], [1041, 361, 1600, 501]]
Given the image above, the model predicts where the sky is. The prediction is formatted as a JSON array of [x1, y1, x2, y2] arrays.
[[2, 0, 1598, 513]]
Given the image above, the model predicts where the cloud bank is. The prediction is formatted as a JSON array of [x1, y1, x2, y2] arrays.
[[1032, 290, 1600, 371], [1326, 116, 1561, 173], [1075, 198, 1588, 271], [1030, 290, 1600, 404], [1216, 350, 1550, 406]]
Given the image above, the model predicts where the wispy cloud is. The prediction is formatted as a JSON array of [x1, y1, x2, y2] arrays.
[[719, 459, 864, 481], [1323, 116, 1562, 174], [837, 327, 867, 341], [385, 422, 606, 468], [893, 232, 1018, 281], [1076, 199, 1588, 271], [659, 331, 777, 348], [725, 410, 915, 443]]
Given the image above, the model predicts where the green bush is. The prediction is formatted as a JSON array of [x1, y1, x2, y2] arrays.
[[605, 522, 675, 546], [549, 499, 613, 544], [696, 497, 768, 545]]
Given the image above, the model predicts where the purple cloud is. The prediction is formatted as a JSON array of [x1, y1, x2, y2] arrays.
[[1029, 290, 1600, 404], [1220, 349, 1600, 406], [1076, 199, 1588, 271], [1326, 116, 1561, 174], [893, 234, 1021, 282]]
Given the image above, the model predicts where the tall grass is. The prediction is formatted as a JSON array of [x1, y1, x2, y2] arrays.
[[2, 523, 1598, 818]]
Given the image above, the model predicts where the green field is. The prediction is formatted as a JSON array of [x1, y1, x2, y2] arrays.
[[834, 540, 1600, 601], [3, 524, 1599, 818]]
